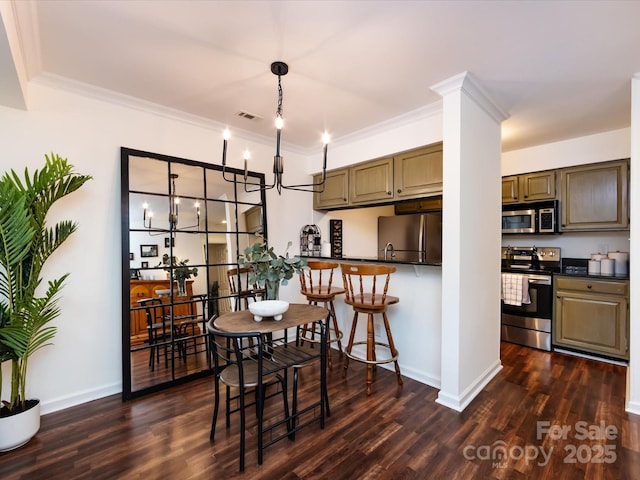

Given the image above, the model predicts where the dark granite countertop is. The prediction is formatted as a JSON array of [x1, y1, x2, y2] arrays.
[[301, 255, 442, 267], [554, 272, 629, 281], [558, 257, 629, 280]]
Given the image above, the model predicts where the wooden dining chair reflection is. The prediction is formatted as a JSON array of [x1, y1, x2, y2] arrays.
[[175, 293, 209, 360], [227, 267, 265, 311]]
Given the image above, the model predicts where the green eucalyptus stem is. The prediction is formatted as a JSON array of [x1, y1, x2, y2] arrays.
[[238, 241, 307, 298]]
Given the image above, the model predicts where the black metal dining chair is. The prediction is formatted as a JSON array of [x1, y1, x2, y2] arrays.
[[207, 318, 290, 471]]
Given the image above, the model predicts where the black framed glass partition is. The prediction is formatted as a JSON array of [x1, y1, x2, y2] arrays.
[[121, 148, 267, 400]]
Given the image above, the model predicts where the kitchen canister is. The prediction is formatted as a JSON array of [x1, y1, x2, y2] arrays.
[[588, 260, 601, 275], [608, 251, 629, 275], [600, 258, 615, 276], [591, 253, 605, 261]]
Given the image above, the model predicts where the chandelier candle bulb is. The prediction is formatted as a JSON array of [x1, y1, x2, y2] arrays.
[[243, 149, 250, 179], [222, 129, 230, 166], [322, 133, 330, 171], [275, 115, 283, 157]]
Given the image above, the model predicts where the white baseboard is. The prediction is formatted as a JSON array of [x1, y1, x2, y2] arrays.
[[436, 360, 503, 412], [626, 400, 640, 416], [41, 382, 122, 415]]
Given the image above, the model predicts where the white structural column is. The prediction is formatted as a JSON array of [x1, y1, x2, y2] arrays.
[[432, 72, 508, 411], [627, 74, 640, 415], [0, 1, 29, 109]]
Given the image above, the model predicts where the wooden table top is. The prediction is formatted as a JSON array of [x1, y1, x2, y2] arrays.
[[213, 303, 329, 334]]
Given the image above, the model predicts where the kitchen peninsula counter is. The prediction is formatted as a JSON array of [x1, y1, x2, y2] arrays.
[[302, 255, 442, 267], [296, 255, 442, 389]]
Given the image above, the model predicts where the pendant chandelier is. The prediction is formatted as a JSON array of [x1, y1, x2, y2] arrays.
[[221, 61, 329, 194], [143, 173, 200, 233]]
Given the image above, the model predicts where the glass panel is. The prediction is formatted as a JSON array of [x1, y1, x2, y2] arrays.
[[123, 149, 266, 398], [129, 156, 169, 194]]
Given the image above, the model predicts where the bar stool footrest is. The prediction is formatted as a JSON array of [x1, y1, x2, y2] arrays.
[[344, 341, 398, 365], [300, 328, 343, 345]]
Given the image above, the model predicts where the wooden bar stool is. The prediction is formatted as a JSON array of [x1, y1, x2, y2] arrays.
[[340, 262, 403, 395], [298, 260, 344, 368]]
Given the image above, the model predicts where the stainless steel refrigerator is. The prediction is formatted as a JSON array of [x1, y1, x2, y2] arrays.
[[377, 212, 442, 263]]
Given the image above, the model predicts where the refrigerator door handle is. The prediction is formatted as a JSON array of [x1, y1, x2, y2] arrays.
[[419, 214, 425, 262]]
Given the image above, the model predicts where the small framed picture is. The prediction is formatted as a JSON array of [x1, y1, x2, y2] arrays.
[[129, 269, 140, 279], [129, 252, 134, 260], [164, 237, 174, 248], [140, 244, 158, 257], [141, 261, 149, 269]]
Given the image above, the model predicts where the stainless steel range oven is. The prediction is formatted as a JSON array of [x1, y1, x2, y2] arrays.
[[501, 246, 560, 351]]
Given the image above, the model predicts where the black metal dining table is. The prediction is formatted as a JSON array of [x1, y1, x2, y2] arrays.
[[212, 303, 330, 463]]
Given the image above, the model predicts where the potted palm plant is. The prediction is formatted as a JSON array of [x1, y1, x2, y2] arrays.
[[0, 154, 91, 451]]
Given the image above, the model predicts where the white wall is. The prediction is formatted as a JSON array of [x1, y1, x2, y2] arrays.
[[0, 80, 308, 413], [502, 127, 630, 173]]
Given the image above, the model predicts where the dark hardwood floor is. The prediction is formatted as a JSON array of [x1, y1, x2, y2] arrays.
[[1, 342, 639, 479]]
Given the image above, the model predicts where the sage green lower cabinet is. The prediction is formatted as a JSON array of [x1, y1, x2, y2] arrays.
[[553, 276, 629, 360]]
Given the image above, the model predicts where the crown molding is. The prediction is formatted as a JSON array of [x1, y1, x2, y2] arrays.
[[431, 71, 509, 124], [323, 101, 443, 153], [30, 72, 285, 149], [30, 72, 443, 158]]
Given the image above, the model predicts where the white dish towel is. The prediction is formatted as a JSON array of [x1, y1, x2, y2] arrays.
[[501, 273, 531, 306]]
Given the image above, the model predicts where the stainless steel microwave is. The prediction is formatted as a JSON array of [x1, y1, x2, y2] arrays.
[[502, 200, 558, 234]]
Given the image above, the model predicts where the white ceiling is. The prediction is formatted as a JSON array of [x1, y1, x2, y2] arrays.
[[4, 0, 640, 152]]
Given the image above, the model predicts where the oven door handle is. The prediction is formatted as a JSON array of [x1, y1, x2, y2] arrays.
[[525, 276, 552, 286]]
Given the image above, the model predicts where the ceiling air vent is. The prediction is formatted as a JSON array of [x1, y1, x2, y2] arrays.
[[237, 111, 262, 121]]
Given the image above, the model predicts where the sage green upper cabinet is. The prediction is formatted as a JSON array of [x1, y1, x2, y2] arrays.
[[349, 156, 394, 205], [501, 176, 519, 203], [313, 142, 443, 210], [502, 170, 556, 204], [560, 159, 629, 231], [244, 205, 263, 234], [394, 143, 443, 199], [312, 168, 349, 209]]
